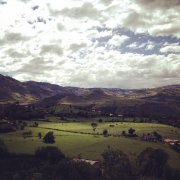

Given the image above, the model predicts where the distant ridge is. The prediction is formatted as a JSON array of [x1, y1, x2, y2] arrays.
[[0, 74, 180, 106]]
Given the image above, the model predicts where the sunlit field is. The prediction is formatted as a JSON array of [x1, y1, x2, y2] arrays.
[[0, 121, 180, 170]]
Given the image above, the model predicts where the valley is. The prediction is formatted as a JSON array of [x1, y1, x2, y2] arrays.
[[0, 74, 180, 179], [0, 119, 180, 170]]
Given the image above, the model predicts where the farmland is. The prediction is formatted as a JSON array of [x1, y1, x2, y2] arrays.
[[0, 120, 180, 170]]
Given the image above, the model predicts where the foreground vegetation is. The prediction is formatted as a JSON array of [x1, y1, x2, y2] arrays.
[[0, 142, 180, 180]]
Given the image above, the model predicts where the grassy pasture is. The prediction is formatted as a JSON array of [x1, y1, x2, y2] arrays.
[[0, 121, 180, 169], [39, 121, 180, 139]]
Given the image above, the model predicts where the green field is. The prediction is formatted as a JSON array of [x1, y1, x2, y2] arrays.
[[0, 121, 180, 170]]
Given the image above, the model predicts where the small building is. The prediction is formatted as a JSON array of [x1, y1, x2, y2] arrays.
[[163, 138, 179, 145], [72, 158, 102, 170], [0, 120, 17, 132], [141, 134, 158, 142], [109, 113, 113, 117]]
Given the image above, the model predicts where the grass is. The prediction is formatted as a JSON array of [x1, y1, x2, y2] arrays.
[[39, 121, 180, 139], [0, 121, 180, 170]]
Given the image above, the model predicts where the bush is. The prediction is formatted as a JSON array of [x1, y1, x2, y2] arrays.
[[43, 132, 55, 143]]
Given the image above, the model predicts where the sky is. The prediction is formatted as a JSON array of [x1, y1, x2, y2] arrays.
[[0, 0, 180, 89]]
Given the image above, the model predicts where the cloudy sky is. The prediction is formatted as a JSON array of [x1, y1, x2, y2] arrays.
[[0, 0, 180, 89]]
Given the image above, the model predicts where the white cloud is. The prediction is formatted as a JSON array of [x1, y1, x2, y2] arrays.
[[128, 42, 138, 49], [0, 0, 180, 88], [108, 35, 129, 47], [145, 41, 155, 50], [160, 45, 180, 53]]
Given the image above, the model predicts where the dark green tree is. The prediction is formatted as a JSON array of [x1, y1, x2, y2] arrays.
[[35, 146, 65, 163], [103, 129, 108, 137], [91, 123, 98, 133], [43, 131, 55, 143], [137, 147, 168, 178], [102, 149, 133, 180], [38, 132, 42, 139], [128, 128, 135, 135]]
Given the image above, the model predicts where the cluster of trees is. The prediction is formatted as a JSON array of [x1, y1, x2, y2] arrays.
[[0, 103, 45, 120], [0, 141, 180, 180], [121, 128, 138, 137]]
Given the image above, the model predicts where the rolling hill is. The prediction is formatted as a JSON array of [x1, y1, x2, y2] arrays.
[[0, 74, 67, 104]]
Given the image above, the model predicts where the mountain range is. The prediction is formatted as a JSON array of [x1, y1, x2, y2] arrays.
[[0, 74, 180, 120], [0, 74, 179, 103]]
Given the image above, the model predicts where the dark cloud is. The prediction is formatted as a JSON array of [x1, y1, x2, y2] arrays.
[[51, 2, 101, 19], [0, 0, 7, 5], [40, 44, 63, 56], [32, 5, 39, 11], [100, 0, 112, 5], [5, 48, 28, 58], [19, 0, 31, 3], [124, 0, 180, 37], [135, 0, 180, 9], [150, 25, 180, 37], [0, 32, 29, 45], [37, 17, 46, 24], [57, 23, 64, 31], [123, 11, 147, 28], [69, 43, 86, 52], [17, 58, 53, 75]]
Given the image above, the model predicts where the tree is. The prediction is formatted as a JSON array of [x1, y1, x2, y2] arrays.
[[103, 129, 108, 137], [128, 128, 135, 135], [137, 147, 168, 178], [53, 160, 101, 180], [91, 123, 98, 133], [43, 131, 55, 143], [153, 131, 162, 141], [38, 132, 42, 139], [35, 146, 65, 163], [0, 139, 8, 156], [172, 142, 180, 153], [122, 130, 126, 136], [34, 122, 39, 127], [102, 149, 133, 180]]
